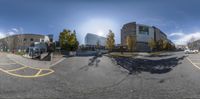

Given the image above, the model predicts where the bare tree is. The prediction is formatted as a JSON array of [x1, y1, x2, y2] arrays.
[[187, 36, 196, 49], [4, 32, 12, 52]]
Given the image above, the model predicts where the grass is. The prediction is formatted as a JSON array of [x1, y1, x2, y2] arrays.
[[108, 52, 138, 58], [148, 52, 162, 55], [108, 51, 168, 58], [15, 52, 26, 56]]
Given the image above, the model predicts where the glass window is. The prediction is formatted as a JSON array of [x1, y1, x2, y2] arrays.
[[139, 26, 149, 35]]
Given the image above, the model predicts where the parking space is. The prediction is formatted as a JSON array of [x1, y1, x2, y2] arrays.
[[0, 53, 54, 78], [187, 53, 200, 69]]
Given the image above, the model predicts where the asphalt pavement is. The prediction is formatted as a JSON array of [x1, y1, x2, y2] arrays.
[[1, 52, 200, 99]]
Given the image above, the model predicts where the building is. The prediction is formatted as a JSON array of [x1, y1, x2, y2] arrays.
[[0, 34, 50, 52], [188, 39, 200, 50], [153, 26, 168, 42], [121, 22, 172, 51], [85, 33, 106, 46], [176, 45, 187, 50]]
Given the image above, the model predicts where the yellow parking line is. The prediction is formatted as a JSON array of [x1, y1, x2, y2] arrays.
[[9, 57, 53, 70], [0, 56, 55, 78], [187, 57, 200, 70], [0, 63, 17, 65], [0, 67, 54, 78], [35, 69, 42, 76], [7, 66, 28, 72]]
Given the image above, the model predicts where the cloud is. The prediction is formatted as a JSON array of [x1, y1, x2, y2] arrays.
[[7, 31, 16, 35], [171, 32, 200, 45], [0, 27, 24, 39], [11, 28, 19, 33], [169, 32, 184, 37], [0, 32, 6, 39]]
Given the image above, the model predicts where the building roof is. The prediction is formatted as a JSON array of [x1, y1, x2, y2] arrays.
[[0, 33, 45, 40]]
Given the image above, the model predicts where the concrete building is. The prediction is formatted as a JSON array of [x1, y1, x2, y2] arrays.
[[188, 39, 200, 50], [0, 34, 50, 52], [121, 22, 171, 51], [176, 45, 187, 50], [85, 33, 106, 46]]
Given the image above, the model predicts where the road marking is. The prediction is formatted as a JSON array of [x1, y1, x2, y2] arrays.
[[189, 59, 200, 60], [35, 69, 42, 76], [0, 53, 55, 78], [7, 66, 28, 72], [0, 68, 54, 78], [0, 63, 17, 65], [187, 57, 200, 70], [0, 67, 54, 78], [50, 58, 66, 67]]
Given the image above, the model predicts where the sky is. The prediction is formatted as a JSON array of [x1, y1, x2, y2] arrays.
[[0, 0, 200, 45]]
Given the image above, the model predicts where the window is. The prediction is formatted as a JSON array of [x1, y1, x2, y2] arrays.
[[24, 38, 27, 41], [30, 38, 34, 41], [139, 26, 149, 35]]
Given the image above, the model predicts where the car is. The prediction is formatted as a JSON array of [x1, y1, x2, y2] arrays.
[[184, 49, 199, 54], [193, 50, 199, 53], [184, 49, 190, 54]]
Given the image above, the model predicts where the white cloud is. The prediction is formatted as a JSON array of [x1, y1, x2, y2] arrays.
[[7, 31, 16, 35], [171, 32, 200, 45], [0, 27, 24, 39], [0, 32, 6, 39], [11, 28, 19, 33], [169, 32, 184, 37]]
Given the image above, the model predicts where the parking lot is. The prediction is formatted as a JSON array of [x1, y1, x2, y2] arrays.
[[1, 52, 200, 99], [0, 53, 54, 78], [187, 53, 200, 69]]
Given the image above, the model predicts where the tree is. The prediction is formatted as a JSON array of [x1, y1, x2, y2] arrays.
[[156, 39, 164, 51], [148, 38, 156, 51], [4, 32, 12, 52], [106, 30, 115, 51], [187, 36, 195, 49], [59, 29, 70, 50], [162, 40, 168, 50], [96, 40, 100, 49], [59, 29, 79, 51], [126, 35, 136, 51]]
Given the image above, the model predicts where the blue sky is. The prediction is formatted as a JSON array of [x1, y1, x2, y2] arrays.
[[0, 0, 200, 45]]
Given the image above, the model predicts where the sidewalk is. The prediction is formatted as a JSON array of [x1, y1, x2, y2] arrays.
[[7, 54, 65, 69]]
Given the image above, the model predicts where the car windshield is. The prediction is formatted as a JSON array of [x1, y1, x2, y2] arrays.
[[0, 0, 200, 99]]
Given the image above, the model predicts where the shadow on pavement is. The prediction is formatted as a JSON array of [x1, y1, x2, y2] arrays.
[[114, 56, 186, 74], [79, 54, 102, 71], [147, 54, 174, 57]]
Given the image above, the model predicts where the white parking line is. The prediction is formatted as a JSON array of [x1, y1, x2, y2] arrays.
[[189, 59, 200, 60], [187, 57, 200, 70]]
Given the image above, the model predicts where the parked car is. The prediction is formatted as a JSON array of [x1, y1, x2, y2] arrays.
[[193, 50, 199, 53], [184, 49, 199, 54]]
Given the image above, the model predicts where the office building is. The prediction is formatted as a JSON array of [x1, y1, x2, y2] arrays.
[[121, 22, 173, 51]]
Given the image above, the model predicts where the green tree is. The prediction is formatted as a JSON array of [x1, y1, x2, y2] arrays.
[[106, 30, 115, 51], [148, 38, 156, 51], [162, 40, 168, 50], [69, 31, 79, 51], [59, 29, 79, 51], [126, 35, 136, 51], [156, 39, 164, 51], [59, 29, 70, 50]]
